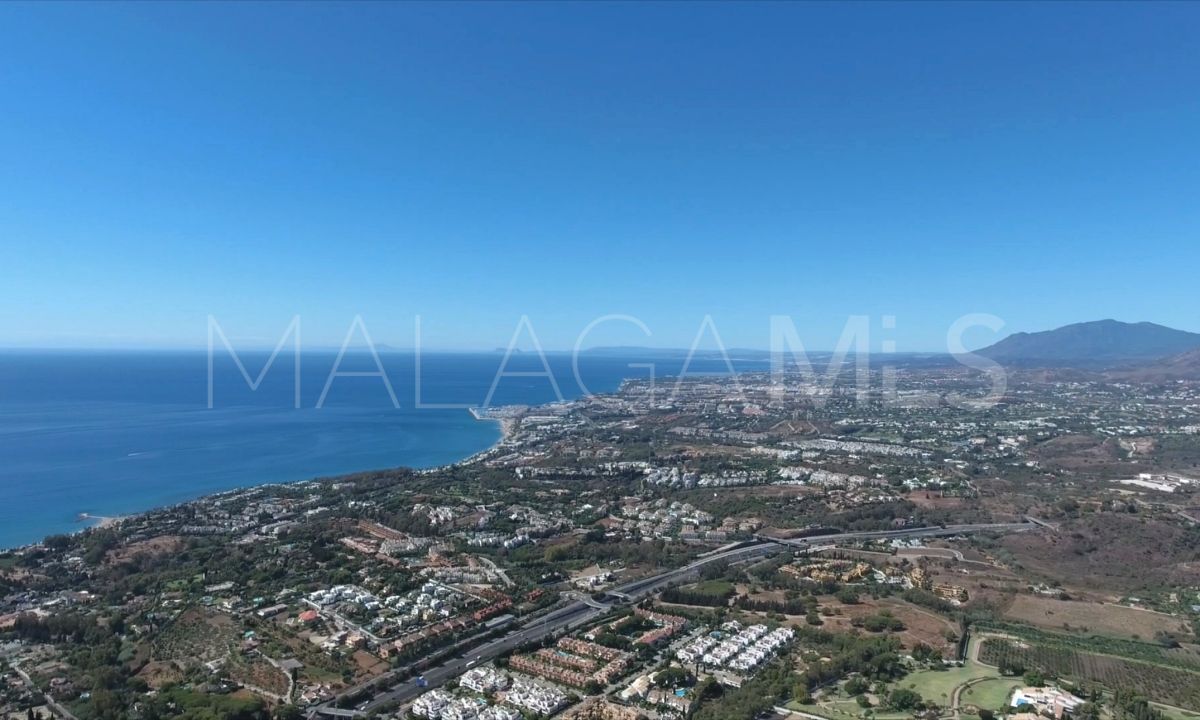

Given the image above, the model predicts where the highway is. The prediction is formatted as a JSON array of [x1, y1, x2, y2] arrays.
[[311, 521, 1033, 717], [358, 602, 602, 713], [336, 540, 781, 715], [312, 540, 783, 717], [756, 521, 1034, 548]]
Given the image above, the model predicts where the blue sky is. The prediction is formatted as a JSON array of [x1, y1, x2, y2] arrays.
[[1, 2, 1197, 352]]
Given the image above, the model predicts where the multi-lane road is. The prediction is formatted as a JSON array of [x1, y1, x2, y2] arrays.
[[312, 521, 1034, 718], [757, 521, 1034, 549], [323, 540, 781, 716]]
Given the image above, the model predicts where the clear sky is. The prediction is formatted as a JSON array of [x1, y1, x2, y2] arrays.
[[1, 2, 1197, 352]]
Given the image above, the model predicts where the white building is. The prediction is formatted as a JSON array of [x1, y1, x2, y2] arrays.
[[412, 689, 454, 719]]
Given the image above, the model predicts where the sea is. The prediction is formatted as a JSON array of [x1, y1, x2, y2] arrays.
[[0, 350, 765, 549]]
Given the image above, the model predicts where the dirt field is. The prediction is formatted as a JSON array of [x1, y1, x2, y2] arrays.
[[1030, 434, 1126, 474], [920, 561, 1025, 607], [135, 660, 183, 689], [1002, 594, 1193, 640], [229, 655, 289, 696], [106, 535, 184, 564], [352, 649, 388, 676], [897, 547, 960, 561], [735, 585, 795, 607], [904, 491, 966, 510], [1002, 515, 1200, 591], [811, 596, 960, 655]]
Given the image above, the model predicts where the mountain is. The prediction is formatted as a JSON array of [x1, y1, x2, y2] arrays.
[[1107, 348, 1200, 382], [977, 320, 1200, 364]]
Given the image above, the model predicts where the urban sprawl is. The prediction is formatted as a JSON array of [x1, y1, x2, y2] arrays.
[[3, 363, 1200, 720]]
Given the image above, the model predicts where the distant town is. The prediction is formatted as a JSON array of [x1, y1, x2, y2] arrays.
[[3, 354, 1199, 720]]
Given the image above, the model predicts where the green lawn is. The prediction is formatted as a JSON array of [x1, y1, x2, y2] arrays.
[[784, 698, 908, 720], [899, 664, 1002, 706], [694, 579, 735, 595], [959, 677, 1019, 712]]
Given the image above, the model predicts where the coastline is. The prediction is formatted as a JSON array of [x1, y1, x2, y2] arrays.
[[5, 408, 522, 554], [77, 513, 126, 530], [0, 348, 756, 552], [423, 412, 519, 471]]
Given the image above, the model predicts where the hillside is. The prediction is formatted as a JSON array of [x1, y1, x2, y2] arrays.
[[977, 320, 1200, 364], [1107, 348, 1200, 382]]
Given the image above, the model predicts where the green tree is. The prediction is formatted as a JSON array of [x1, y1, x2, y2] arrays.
[[887, 688, 924, 711]]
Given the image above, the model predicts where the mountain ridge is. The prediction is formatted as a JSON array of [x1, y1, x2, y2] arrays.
[[977, 319, 1200, 364]]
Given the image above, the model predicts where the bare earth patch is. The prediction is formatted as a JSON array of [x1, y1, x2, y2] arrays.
[[801, 596, 960, 655], [135, 660, 183, 689], [1002, 594, 1193, 640], [106, 535, 184, 565], [1002, 515, 1200, 591]]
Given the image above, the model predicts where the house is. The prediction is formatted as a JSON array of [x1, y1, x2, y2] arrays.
[[1011, 686, 1084, 719]]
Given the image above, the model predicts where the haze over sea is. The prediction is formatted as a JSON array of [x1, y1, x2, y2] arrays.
[[0, 350, 763, 549]]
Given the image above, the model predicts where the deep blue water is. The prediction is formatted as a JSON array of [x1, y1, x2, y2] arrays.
[[0, 350, 761, 549]]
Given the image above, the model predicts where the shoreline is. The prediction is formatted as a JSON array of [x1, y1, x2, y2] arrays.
[[77, 513, 127, 529], [0, 351, 746, 554], [4, 408, 523, 554], [423, 413, 519, 472]]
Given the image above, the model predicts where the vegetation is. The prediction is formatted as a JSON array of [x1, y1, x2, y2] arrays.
[[661, 580, 735, 607], [692, 658, 795, 720], [980, 638, 1200, 711]]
